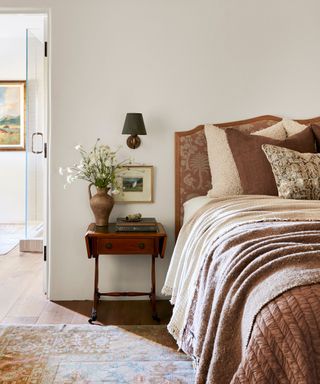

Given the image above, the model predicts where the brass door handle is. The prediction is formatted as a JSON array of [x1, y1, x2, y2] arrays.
[[138, 243, 145, 249], [105, 243, 112, 249]]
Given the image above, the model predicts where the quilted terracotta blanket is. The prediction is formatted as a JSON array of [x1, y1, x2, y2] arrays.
[[232, 284, 320, 383], [181, 220, 320, 384]]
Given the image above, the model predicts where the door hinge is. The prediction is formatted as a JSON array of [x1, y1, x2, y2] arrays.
[[44, 245, 47, 262], [44, 142, 47, 158], [44, 41, 48, 58]]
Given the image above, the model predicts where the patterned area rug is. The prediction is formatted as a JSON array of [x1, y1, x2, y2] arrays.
[[0, 324, 195, 383], [0, 223, 43, 255]]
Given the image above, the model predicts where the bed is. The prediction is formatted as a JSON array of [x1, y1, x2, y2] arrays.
[[164, 115, 320, 384]]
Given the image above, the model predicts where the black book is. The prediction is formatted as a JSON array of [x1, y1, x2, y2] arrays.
[[116, 225, 158, 232]]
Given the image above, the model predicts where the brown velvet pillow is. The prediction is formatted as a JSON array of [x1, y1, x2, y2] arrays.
[[226, 126, 316, 195]]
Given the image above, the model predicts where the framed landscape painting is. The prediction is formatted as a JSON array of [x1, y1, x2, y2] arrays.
[[115, 165, 154, 203], [0, 81, 26, 151]]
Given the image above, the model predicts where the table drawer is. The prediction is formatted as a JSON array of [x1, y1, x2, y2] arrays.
[[97, 238, 155, 254]]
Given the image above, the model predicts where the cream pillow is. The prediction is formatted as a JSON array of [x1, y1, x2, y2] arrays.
[[206, 120, 287, 197], [262, 144, 320, 200], [253, 122, 286, 138], [283, 118, 307, 136]]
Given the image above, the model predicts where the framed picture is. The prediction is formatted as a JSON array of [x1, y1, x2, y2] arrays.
[[115, 165, 154, 203], [0, 81, 26, 151]]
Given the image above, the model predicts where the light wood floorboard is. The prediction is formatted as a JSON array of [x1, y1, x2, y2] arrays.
[[0, 246, 172, 325], [0, 246, 45, 323]]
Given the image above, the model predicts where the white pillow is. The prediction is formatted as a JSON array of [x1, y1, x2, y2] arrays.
[[183, 196, 213, 224], [206, 120, 287, 197]]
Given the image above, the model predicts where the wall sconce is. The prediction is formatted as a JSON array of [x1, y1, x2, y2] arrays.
[[122, 113, 146, 149]]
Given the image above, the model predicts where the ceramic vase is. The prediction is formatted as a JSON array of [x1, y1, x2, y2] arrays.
[[88, 184, 114, 226]]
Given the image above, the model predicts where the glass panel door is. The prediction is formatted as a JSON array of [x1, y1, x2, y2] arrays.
[[25, 28, 45, 246]]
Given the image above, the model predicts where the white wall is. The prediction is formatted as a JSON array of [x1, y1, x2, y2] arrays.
[[1, 0, 320, 299]]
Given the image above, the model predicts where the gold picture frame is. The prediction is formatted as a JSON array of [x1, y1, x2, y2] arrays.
[[114, 165, 154, 203], [0, 81, 26, 151]]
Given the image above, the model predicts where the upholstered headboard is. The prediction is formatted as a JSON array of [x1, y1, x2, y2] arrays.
[[175, 115, 320, 238]]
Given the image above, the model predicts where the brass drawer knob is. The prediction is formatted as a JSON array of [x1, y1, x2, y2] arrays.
[[105, 243, 113, 249], [138, 243, 145, 249]]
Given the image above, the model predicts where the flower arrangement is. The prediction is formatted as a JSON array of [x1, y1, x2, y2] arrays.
[[59, 139, 127, 193]]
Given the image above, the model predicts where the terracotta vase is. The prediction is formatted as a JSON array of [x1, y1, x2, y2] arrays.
[[88, 184, 114, 226]]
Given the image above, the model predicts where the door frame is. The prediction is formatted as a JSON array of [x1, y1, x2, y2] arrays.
[[0, 8, 51, 297]]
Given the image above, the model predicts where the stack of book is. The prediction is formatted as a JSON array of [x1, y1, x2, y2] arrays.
[[116, 217, 158, 232]]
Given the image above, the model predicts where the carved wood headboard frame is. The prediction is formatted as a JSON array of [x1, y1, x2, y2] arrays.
[[175, 115, 320, 238]]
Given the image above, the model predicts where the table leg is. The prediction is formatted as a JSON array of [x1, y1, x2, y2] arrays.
[[89, 255, 99, 324], [151, 254, 159, 321]]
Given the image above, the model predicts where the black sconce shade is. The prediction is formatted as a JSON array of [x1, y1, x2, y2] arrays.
[[122, 113, 147, 149]]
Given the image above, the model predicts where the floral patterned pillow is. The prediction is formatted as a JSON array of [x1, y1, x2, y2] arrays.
[[262, 144, 320, 200]]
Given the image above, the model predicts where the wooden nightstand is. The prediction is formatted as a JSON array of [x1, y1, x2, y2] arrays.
[[85, 222, 167, 323]]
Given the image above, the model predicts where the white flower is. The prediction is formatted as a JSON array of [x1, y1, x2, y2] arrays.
[[111, 189, 120, 195], [60, 140, 129, 190]]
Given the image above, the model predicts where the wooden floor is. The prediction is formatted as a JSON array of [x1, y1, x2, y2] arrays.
[[0, 246, 172, 325]]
